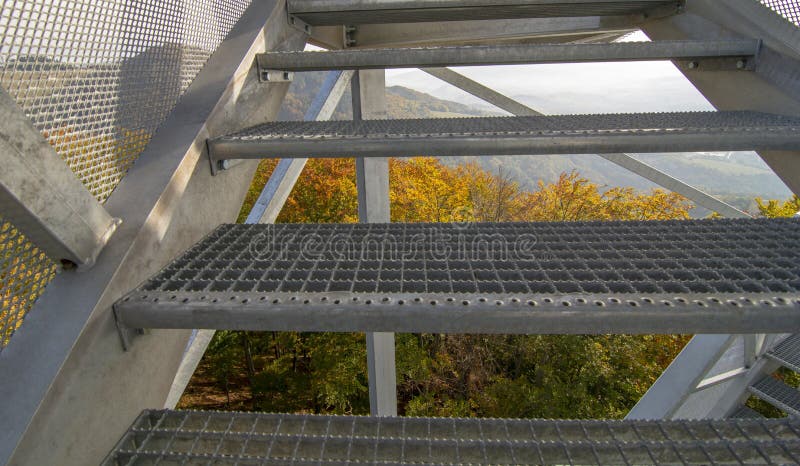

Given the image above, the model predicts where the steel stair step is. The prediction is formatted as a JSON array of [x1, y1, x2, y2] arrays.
[[257, 40, 760, 72], [766, 334, 800, 372], [103, 409, 800, 465], [114, 218, 800, 338], [287, 0, 681, 26], [207, 112, 800, 169], [749, 376, 800, 417]]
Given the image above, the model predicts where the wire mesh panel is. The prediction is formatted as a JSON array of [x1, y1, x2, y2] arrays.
[[0, 216, 55, 350], [0, 0, 252, 202], [0, 0, 252, 351], [760, 0, 800, 26]]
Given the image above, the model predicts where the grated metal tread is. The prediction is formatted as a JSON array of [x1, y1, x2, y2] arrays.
[[749, 377, 800, 417], [256, 40, 761, 72], [114, 218, 800, 336], [207, 112, 800, 165], [766, 334, 800, 372], [286, 0, 680, 25], [103, 409, 800, 465], [731, 406, 764, 419]]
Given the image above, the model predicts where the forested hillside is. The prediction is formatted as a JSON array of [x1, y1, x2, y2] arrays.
[[277, 71, 791, 216]]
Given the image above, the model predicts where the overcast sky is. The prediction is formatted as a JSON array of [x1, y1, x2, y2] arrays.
[[384, 32, 715, 114]]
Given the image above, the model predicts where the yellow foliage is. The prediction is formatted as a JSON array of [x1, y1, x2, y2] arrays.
[[755, 195, 800, 218], [240, 159, 693, 224]]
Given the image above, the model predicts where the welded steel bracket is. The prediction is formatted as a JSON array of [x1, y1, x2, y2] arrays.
[[0, 88, 121, 268]]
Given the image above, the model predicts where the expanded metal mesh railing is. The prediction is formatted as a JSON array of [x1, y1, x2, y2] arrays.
[[0, 217, 55, 349], [761, 0, 800, 26], [0, 0, 252, 351]]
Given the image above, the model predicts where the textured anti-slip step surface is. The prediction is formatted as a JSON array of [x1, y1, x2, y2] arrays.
[[103, 410, 800, 465], [113, 219, 800, 335], [766, 334, 800, 372], [286, 0, 680, 25], [207, 112, 800, 161], [256, 40, 761, 71], [749, 376, 800, 417]]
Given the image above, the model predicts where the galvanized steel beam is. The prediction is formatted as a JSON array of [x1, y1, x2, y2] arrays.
[[352, 69, 398, 417], [626, 335, 736, 420], [258, 40, 759, 71], [347, 17, 637, 49], [287, 0, 681, 25], [0, 89, 120, 267]]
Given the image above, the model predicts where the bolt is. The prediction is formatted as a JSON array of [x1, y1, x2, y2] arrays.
[[60, 259, 78, 270], [736, 59, 746, 69], [687, 61, 698, 69], [218, 160, 231, 171]]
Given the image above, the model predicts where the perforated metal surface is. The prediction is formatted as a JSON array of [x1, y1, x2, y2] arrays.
[[749, 377, 800, 417], [103, 409, 800, 465], [208, 112, 800, 161], [766, 334, 800, 372], [114, 218, 800, 335], [287, 0, 680, 25], [0, 217, 56, 351], [761, 0, 800, 26], [0, 0, 251, 351], [0, 0, 251, 203]]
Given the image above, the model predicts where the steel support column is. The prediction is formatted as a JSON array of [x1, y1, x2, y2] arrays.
[[626, 335, 735, 419], [353, 69, 398, 416]]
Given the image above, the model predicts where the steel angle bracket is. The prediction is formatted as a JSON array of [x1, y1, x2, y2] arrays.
[[113, 303, 145, 351]]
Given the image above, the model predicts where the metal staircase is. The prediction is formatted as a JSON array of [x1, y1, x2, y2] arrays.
[[102, 0, 800, 459], [747, 334, 800, 417], [2, 0, 800, 464]]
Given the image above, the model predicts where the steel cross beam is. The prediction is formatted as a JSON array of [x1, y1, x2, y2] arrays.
[[0, 89, 120, 267], [287, 0, 681, 25], [420, 67, 749, 218]]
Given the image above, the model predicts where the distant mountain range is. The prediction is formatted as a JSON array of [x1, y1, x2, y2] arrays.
[[279, 71, 792, 215]]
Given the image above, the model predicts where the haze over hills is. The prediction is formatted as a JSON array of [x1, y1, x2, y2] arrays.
[[281, 70, 791, 214]]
